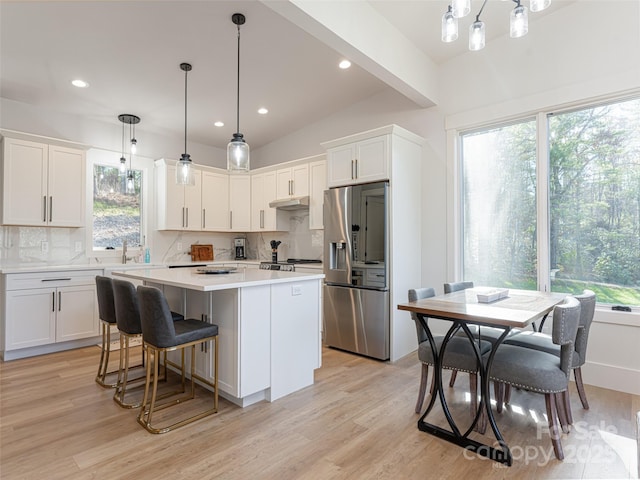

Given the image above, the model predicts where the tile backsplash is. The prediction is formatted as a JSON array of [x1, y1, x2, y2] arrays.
[[0, 210, 323, 267]]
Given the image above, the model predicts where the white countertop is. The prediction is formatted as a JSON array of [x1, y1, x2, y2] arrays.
[[112, 266, 324, 291], [0, 260, 263, 274]]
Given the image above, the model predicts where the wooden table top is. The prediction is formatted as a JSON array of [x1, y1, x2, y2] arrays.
[[397, 288, 568, 328]]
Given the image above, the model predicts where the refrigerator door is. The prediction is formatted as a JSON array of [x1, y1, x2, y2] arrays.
[[323, 187, 352, 286], [323, 285, 390, 360]]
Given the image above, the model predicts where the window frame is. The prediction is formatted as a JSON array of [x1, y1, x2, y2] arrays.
[[86, 148, 152, 259], [449, 93, 640, 311]]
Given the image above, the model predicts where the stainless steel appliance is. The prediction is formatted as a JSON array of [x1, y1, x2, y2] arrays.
[[259, 258, 322, 272], [323, 181, 389, 360], [234, 238, 246, 260]]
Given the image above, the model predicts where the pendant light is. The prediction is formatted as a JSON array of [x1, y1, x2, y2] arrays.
[[441, 5, 458, 43], [119, 117, 127, 174], [118, 114, 140, 193], [227, 13, 250, 173], [176, 62, 195, 185], [510, 0, 529, 38]]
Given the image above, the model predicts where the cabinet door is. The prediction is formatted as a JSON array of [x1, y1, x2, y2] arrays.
[[327, 144, 356, 187], [291, 164, 309, 197], [55, 284, 99, 342], [250, 173, 265, 230], [185, 290, 212, 380], [276, 168, 292, 199], [251, 171, 280, 231], [5, 288, 56, 350], [355, 135, 388, 184], [183, 169, 202, 231], [229, 175, 251, 231], [202, 171, 229, 231], [162, 165, 187, 230], [309, 160, 326, 230], [47, 145, 85, 227], [1, 138, 47, 226]]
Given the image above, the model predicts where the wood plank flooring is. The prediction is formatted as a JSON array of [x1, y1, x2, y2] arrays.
[[1, 345, 638, 479]]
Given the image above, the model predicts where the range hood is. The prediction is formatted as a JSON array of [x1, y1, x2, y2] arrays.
[[269, 196, 310, 210]]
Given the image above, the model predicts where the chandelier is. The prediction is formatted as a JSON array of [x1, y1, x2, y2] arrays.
[[442, 0, 551, 51]]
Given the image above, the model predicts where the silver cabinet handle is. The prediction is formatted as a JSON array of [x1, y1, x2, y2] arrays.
[[185, 207, 189, 228], [260, 209, 264, 229], [49, 196, 53, 222], [229, 211, 233, 230], [52, 292, 55, 312], [182, 207, 185, 228], [351, 159, 355, 180], [43, 196, 47, 222], [58, 291, 62, 311], [202, 209, 206, 229], [42, 278, 71, 282], [355, 159, 358, 179]]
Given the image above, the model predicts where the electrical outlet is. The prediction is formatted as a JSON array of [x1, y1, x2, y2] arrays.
[[41, 241, 49, 253], [75, 241, 82, 253], [291, 285, 302, 296], [177, 242, 183, 252]]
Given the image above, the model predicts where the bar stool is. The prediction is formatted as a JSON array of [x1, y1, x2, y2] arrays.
[[95, 276, 118, 387], [136, 285, 219, 434]]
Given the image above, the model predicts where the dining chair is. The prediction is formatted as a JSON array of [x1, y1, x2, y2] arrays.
[[408, 288, 491, 423], [503, 290, 596, 418], [95, 276, 119, 388], [487, 296, 581, 460], [136, 285, 219, 434]]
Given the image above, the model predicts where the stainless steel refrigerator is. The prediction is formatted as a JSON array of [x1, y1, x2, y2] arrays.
[[323, 181, 389, 360]]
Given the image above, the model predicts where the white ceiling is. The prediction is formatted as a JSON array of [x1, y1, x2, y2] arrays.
[[0, 0, 575, 153]]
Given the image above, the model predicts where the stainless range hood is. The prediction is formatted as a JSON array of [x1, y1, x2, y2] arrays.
[[269, 196, 309, 210]]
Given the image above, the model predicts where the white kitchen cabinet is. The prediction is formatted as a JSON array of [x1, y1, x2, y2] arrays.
[[2, 270, 100, 354], [1, 136, 85, 227], [276, 164, 309, 199], [201, 171, 229, 231], [229, 175, 251, 231], [251, 171, 287, 231], [156, 160, 202, 231], [325, 135, 389, 187], [309, 159, 326, 230]]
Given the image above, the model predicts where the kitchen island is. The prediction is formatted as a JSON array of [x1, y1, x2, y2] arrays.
[[113, 267, 324, 407]]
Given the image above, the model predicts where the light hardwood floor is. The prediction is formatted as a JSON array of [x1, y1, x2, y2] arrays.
[[1, 345, 638, 479]]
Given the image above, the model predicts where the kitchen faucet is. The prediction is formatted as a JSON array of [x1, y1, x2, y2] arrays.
[[122, 239, 133, 264]]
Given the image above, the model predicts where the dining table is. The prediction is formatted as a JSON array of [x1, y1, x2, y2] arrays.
[[397, 288, 567, 466]]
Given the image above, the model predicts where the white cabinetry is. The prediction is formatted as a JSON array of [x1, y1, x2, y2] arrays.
[[325, 134, 388, 187], [2, 270, 100, 356], [201, 171, 229, 231], [1, 136, 85, 227], [251, 171, 287, 231], [156, 160, 202, 231], [276, 164, 309, 199], [309, 159, 326, 230], [229, 175, 251, 231]]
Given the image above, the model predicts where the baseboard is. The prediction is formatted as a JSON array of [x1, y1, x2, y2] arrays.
[[582, 361, 640, 395]]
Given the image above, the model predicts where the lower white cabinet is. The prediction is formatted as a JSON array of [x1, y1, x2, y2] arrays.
[[2, 270, 100, 353]]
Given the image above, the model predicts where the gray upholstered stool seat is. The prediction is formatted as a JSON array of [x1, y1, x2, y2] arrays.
[[136, 285, 219, 434], [95, 276, 119, 388]]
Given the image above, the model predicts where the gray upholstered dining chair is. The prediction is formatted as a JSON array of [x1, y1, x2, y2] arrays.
[[488, 296, 582, 461], [503, 290, 596, 418], [95, 276, 118, 388], [136, 285, 219, 434], [408, 288, 491, 424]]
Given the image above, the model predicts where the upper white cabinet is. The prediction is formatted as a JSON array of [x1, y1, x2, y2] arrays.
[[308, 159, 326, 230], [229, 175, 251, 232], [276, 164, 309, 199], [1, 136, 85, 227], [201, 171, 229, 231], [251, 171, 287, 231], [156, 160, 202, 231], [324, 134, 389, 187]]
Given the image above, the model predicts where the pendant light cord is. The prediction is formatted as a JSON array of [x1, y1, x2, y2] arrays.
[[236, 23, 241, 135], [184, 66, 188, 155], [476, 0, 488, 21]]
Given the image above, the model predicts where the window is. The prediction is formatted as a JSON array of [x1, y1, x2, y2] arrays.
[[93, 165, 142, 249], [460, 97, 640, 306]]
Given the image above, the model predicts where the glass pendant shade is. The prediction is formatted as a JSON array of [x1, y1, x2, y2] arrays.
[[176, 153, 195, 185], [451, 0, 470, 18], [227, 133, 250, 172], [510, 5, 529, 38], [119, 156, 127, 174], [130, 138, 137, 155], [530, 0, 551, 13], [126, 171, 135, 194], [441, 9, 458, 42], [469, 21, 486, 51]]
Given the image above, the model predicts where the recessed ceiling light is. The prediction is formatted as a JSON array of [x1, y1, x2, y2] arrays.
[[71, 79, 89, 88], [338, 60, 351, 69], [214, 121, 224, 127], [257, 107, 268, 115]]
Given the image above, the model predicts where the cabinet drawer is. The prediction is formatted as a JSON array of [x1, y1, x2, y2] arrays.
[[5, 269, 102, 290]]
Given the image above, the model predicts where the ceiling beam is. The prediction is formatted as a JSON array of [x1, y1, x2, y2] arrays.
[[263, 0, 438, 108]]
